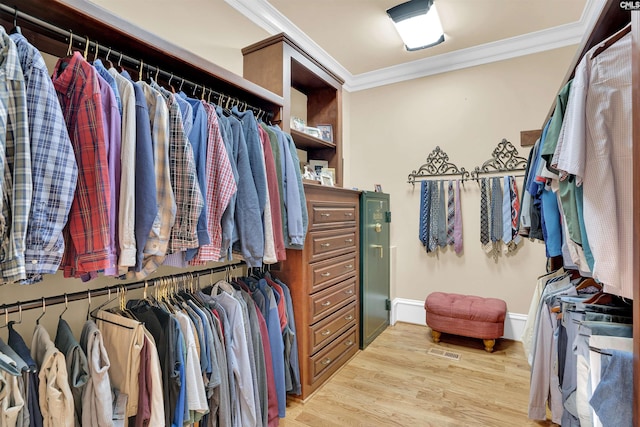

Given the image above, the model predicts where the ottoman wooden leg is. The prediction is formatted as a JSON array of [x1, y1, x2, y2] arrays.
[[431, 330, 441, 343], [483, 339, 495, 353]]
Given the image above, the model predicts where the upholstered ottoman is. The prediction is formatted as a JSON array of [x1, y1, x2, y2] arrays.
[[424, 292, 507, 352]]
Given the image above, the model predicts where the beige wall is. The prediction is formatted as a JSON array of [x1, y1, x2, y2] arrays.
[[344, 46, 577, 314]]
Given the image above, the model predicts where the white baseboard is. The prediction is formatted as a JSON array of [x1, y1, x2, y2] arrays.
[[391, 298, 526, 342]]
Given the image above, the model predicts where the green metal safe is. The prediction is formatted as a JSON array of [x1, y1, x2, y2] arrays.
[[360, 191, 391, 349]]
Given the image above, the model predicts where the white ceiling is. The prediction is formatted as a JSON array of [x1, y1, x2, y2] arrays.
[[91, 0, 600, 91]]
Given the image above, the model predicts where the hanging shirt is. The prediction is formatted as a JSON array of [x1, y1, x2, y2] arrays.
[[258, 126, 285, 261], [191, 102, 236, 264], [553, 32, 632, 298], [129, 82, 176, 279], [182, 95, 211, 261], [31, 324, 74, 427], [228, 115, 263, 267], [0, 29, 32, 284], [106, 68, 137, 273], [217, 109, 239, 263], [117, 70, 157, 273], [10, 33, 77, 284], [94, 72, 122, 278], [152, 82, 203, 255], [52, 51, 111, 278], [79, 320, 114, 427]]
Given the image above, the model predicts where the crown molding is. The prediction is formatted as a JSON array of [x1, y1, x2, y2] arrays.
[[226, 0, 603, 92]]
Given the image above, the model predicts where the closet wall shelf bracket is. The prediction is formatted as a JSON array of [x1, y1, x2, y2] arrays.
[[407, 146, 469, 186], [469, 139, 527, 181]]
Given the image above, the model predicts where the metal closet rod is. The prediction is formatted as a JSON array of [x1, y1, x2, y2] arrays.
[[0, 4, 274, 120], [0, 261, 246, 316]]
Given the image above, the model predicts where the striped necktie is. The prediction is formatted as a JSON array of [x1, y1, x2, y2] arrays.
[[438, 180, 447, 248], [490, 177, 503, 243], [446, 180, 455, 245], [428, 181, 438, 252], [419, 180, 430, 247], [454, 180, 463, 254]]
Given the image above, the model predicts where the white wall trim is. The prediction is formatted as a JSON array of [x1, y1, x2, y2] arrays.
[[226, 0, 604, 91], [391, 297, 526, 342]]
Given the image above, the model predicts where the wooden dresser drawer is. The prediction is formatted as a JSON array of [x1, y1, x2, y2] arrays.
[[310, 328, 358, 383], [309, 277, 357, 323], [309, 302, 357, 354], [310, 228, 356, 262], [311, 253, 357, 293], [310, 202, 357, 229]]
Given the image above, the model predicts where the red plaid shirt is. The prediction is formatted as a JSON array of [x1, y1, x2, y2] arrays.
[[191, 102, 236, 264], [53, 52, 111, 276]]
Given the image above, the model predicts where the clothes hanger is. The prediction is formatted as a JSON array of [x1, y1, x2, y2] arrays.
[[89, 287, 135, 329], [83, 36, 90, 60], [0, 303, 21, 329], [35, 298, 46, 325], [59, 294, 69, 319], [9, 7, 21, 35], [575, 277, 602, 291], [105, 47, 114, 69], [592, 23, 631, 59]]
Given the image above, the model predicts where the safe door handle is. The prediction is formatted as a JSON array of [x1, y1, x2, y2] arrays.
[[371, 244, 384, 258]]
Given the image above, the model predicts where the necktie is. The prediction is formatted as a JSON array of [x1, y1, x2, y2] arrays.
[[510, 176, 522, 246], [437, 180, 447, 248], [419, 180, 430, 247], [480, 178, 490, 246], [428, 181, 438, 252], [446, 180, 455, 245], [502, 176, 512, 245], [490, 177, 503, 243], [454, 180, 463, 254]]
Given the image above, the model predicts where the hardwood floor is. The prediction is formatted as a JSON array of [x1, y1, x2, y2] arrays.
[[282, 322, 557, 427]]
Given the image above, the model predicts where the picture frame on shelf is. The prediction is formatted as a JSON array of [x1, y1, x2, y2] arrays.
[[321, 167, 336, 185], [374, 184, 383, 192], [320, 172, 334, 187], [317, 124, 333, 143], [309, 159, 329, 176]]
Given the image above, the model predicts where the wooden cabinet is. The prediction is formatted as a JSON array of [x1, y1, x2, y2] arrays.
[[273, 185, 360, 399], [242, 33, 345, 187]]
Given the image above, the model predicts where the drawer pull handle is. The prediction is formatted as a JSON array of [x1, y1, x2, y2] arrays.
[[345, 264, 353, 269], [320, 243, 331, 248], [344, 238, 353, 243], [344, 212, 353, 217], [321, 301, 331, 307], [321, 329, 331, 336], [345, 315, 354, 321], [320, 272, 331, 277], [320, 213, 331, 217], [344, 289, 354, 295], [345, 340, 354, 346], [321, 358, 332, 366]]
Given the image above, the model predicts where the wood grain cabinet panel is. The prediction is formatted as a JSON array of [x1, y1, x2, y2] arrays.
[[272, 185, 360, 399]]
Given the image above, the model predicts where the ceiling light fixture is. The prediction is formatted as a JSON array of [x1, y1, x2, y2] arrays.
[[386, 0, 444, 51]]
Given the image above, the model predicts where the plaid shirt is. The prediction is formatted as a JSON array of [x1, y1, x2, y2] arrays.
[[190, 102, 236, 264], [10, 33, 77, 284], [53, 51, 111, 277], [0, 29, 32, 284], [128, 82, 176, 280], [152, 83, 203, 253]]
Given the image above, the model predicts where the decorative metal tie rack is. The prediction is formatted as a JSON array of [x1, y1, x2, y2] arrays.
[[407, 139, 527, 185], [407, 146, 469, 185], [469, 139, 527, 181]]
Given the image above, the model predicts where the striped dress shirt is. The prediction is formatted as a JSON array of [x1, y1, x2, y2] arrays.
[[10, 33, 77, 284], [53, 52, 112, 277], [0, 29, 32, 284]]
